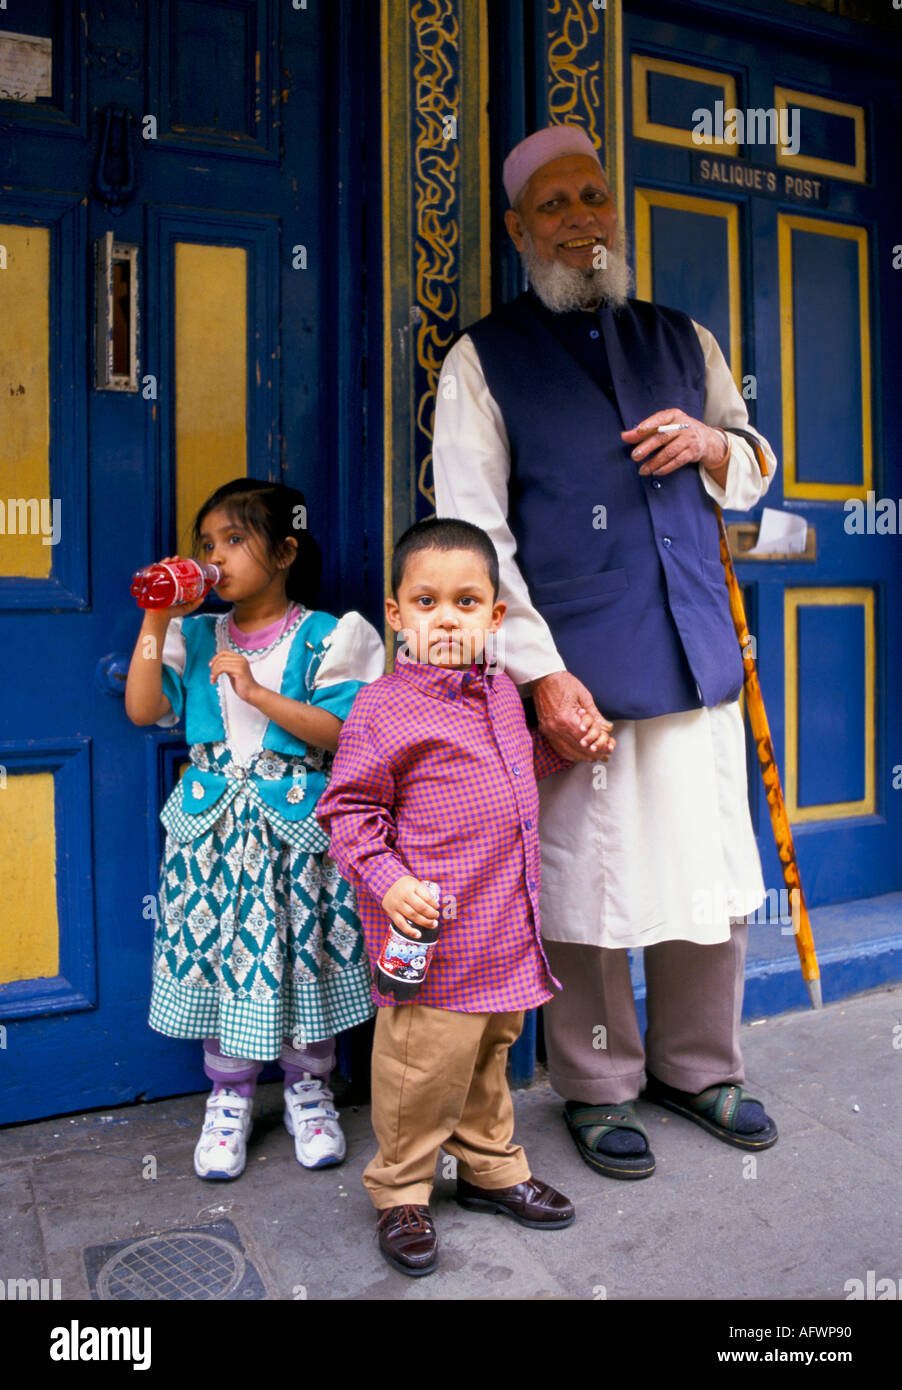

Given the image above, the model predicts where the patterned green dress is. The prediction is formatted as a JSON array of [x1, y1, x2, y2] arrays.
[[147, 607, 381, 1060]]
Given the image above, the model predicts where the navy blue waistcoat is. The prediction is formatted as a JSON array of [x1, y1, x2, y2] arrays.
[[465, 292, 743, 720]]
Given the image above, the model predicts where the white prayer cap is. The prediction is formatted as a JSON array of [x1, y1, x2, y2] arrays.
[[503, 124, 604, 207]]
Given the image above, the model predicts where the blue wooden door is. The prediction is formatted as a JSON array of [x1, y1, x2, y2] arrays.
[[0, 0, 375, 1123], [623, 2, 902, 914]]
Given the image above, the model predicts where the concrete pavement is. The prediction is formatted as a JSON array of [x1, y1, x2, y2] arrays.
[[2, 981, 900, 1303]]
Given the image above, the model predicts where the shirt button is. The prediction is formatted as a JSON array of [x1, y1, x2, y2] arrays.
[[528, 880, 536, 892], [651, 478, 662, 490], [662, 536, 673, 548], [525, 818, 532, 829], [511, 764, 520, 775], [589, 329, 599, 339]]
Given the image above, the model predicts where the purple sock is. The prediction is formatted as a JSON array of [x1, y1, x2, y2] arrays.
[[280, 1037, 335, 1088], [203, 1038, 263, 1098]]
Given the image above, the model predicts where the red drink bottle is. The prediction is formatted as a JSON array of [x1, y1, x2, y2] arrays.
[[130, 560, 221, 609], [376, 881, 441, 1001]]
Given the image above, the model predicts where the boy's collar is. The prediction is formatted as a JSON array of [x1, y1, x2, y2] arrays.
[[393, 646, 496, 701]]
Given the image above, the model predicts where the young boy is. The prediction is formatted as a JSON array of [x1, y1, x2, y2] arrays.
[[316, 517, 609, 1276]]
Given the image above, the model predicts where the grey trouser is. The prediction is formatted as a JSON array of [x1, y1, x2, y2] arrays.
[[541, 923, 748, 1104]]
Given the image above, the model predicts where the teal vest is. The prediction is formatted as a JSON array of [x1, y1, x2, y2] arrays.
[[159, 609, 352, 836], [161, 608, 348, 756]]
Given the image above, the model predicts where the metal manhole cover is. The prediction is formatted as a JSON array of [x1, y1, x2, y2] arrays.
[[97, 1233, 244, 1300], [84, 1220, 266, 1301]]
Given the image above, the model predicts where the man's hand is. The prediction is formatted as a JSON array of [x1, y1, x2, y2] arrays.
[[382, 876, 441, 940], [621, 410, 729, 487], [532, 671, 615, 762]]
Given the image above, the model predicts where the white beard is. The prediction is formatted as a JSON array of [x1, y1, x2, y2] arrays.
[[520, 228, 633, 313]]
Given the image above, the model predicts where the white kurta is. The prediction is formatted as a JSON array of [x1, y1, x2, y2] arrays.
[[432, 318, 776, 949]]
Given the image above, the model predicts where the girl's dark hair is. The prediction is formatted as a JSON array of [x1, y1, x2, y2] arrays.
[[391, 516, 499, 599], [191, 478, 322, 606]]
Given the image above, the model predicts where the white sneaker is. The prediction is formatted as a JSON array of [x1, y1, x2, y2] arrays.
[[193, 1087, 253, 1180], [283, 1073, 346, 1169]]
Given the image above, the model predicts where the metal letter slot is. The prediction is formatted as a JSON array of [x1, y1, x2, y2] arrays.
[[726, 521, 817, 562], [95, 231, 139, 391]]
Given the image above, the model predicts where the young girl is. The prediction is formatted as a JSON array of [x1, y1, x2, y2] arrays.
[[125, 479, 384, 1179]]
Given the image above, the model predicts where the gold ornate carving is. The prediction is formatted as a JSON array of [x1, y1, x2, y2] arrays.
[[411, 0, 461, 509], [546, 0, 602, 149]]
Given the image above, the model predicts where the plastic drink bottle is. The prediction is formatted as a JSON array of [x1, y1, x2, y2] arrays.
[[130, 559, 221, 609], [376, 881, 441, 1001]]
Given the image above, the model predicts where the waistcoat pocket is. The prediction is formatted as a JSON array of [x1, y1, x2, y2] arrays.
[[530, 567, 629, 605]]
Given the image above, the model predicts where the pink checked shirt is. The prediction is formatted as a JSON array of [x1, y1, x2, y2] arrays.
[[316, 649, 572, 1012]]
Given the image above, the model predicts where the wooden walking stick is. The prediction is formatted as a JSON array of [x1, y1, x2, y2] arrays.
[[714, 467, 822, 1007]]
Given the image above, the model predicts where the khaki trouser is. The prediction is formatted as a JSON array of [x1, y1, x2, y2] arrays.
[[363, 1004, 532, 1210], [542, 923, 749, 1104]]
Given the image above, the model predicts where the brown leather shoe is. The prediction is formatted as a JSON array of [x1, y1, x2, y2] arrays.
[[376, 1204, 438, 1276], [455, 1176, 575, 1228]]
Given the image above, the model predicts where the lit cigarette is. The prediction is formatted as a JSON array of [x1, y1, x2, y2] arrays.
[[655, 423, 690, 433]]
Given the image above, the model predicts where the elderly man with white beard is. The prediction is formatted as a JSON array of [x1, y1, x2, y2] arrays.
[[432, 125, 780, 1180]]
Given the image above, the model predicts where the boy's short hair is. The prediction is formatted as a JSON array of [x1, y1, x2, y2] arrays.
[[391, 517, 500, 600]]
